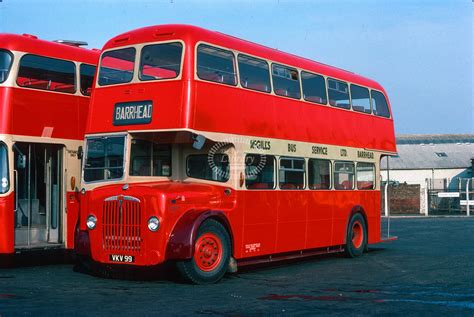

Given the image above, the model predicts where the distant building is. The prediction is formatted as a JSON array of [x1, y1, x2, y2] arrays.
[[381, 134, 474, 214]]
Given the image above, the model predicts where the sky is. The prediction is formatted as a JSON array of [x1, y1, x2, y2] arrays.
[[0, 0, 472, 135]]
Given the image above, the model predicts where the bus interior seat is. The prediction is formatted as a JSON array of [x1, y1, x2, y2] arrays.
[[275, 88, 287, 96], [311, 183, 329, 189], [280, 183, 297, 190], [20, 79, 51, 90], [245, 82, 269, 92], [54, 84, 75, 93], [199, 70, 223, 83], [340, 180, 353, 190], [357, 181, 373, 190], [305, 96, 323, 103], [247, 182, 271, 189]]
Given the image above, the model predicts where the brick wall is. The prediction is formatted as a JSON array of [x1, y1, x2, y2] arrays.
[[381, 183, 421, 214]]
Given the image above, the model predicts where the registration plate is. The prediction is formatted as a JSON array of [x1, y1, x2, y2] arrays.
[[109, 254, 135, 263]]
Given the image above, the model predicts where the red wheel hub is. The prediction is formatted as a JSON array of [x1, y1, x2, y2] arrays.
[[352, 221, 363, 249], [193, 233, 223, 272]]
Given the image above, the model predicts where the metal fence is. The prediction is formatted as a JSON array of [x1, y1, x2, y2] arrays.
[[426, 177, 473, 216], [382, 177, 474, 216]]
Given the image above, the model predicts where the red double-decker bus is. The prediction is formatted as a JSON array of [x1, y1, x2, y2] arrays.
[[75, 24, 396, 283], [0, 34, 99, 256]]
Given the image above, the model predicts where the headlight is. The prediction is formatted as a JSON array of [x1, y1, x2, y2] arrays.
[[86, 215, 97, 230], [148, 216, 160, 232]]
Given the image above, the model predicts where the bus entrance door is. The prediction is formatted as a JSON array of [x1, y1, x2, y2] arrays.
[[13, 143, 63, 248]]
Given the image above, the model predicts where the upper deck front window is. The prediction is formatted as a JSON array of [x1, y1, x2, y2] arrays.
[[98, 47, 136, 86], [84, 136, 125, 182], [0, 50, 13, 84], [139, 42, 183, 81]]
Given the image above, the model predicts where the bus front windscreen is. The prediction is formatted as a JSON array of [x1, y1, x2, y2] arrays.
[[98, 47, 136, 86], [0, 50, 13, 84], [0, 143, 9, 194], [83, 136, 125, 182]]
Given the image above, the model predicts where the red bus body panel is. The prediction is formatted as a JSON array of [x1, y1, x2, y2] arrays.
[[82, 25, 395, 267], [0, 194, 14, 253], [0, 87, 89, 140]]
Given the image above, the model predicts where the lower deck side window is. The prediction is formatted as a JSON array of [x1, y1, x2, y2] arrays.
[[187, 154, 229, 182], [308, 159, 331, 190], [0, 143, 8, 194], [279, 157, 305, 190], [245, 154, 275, 189], [129, 139, 171, 177], [334, 161, 354, 190], [356, 162, 375, 190]]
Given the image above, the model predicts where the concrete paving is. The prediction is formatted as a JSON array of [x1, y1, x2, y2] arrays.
[[0, 217, 473, 316]]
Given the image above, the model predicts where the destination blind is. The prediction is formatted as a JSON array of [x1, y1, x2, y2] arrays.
[[113, 100, 153, 125]]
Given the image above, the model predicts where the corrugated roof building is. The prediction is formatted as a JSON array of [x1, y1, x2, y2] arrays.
[[381, 134, 474, 215], [382, 134, 474, 170]]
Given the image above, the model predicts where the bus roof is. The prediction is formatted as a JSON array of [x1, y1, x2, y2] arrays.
[[0, 33, 99, 64], [102, 24, 384, 91]]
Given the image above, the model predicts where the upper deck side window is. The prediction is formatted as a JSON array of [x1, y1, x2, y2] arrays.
[[301, 71, 327, 105], [98, 47, 136, 86], [328, 78, 350, 109], [350, 84, 371, 114], [272, 64, 301, 99], [371, 90, 391, 118], [0, 50, 13, 84], [80, 64, 96, 96], [139, 42, 183, 81], [238, 54, 271, 93], [17, 54, 76, 94], [197, 44, 237, 86]]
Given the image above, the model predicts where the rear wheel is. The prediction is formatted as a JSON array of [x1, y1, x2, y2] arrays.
[[345, 213, 367, 258], [176, 219, 231, 284]]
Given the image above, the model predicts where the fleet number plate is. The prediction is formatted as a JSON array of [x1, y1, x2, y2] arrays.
[[109, 254, 135, 263]]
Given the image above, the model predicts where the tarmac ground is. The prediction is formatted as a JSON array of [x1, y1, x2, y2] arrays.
[[0, 217, 473, 316]]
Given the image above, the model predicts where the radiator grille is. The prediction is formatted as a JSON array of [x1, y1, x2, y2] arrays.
[[102, 197, 142, 252]]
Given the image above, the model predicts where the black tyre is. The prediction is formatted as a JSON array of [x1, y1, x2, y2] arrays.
[[345, 213, 367, 258], [176, 219, 231, 284]]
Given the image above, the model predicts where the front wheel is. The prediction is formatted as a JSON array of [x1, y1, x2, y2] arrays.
[[345, 213, 367, 258], [176, 219, 231, 284]]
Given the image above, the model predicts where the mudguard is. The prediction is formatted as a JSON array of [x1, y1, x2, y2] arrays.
[[74, 224, 91, 257], [344, 205, 368, 243], [165, 209, 233, 260]]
